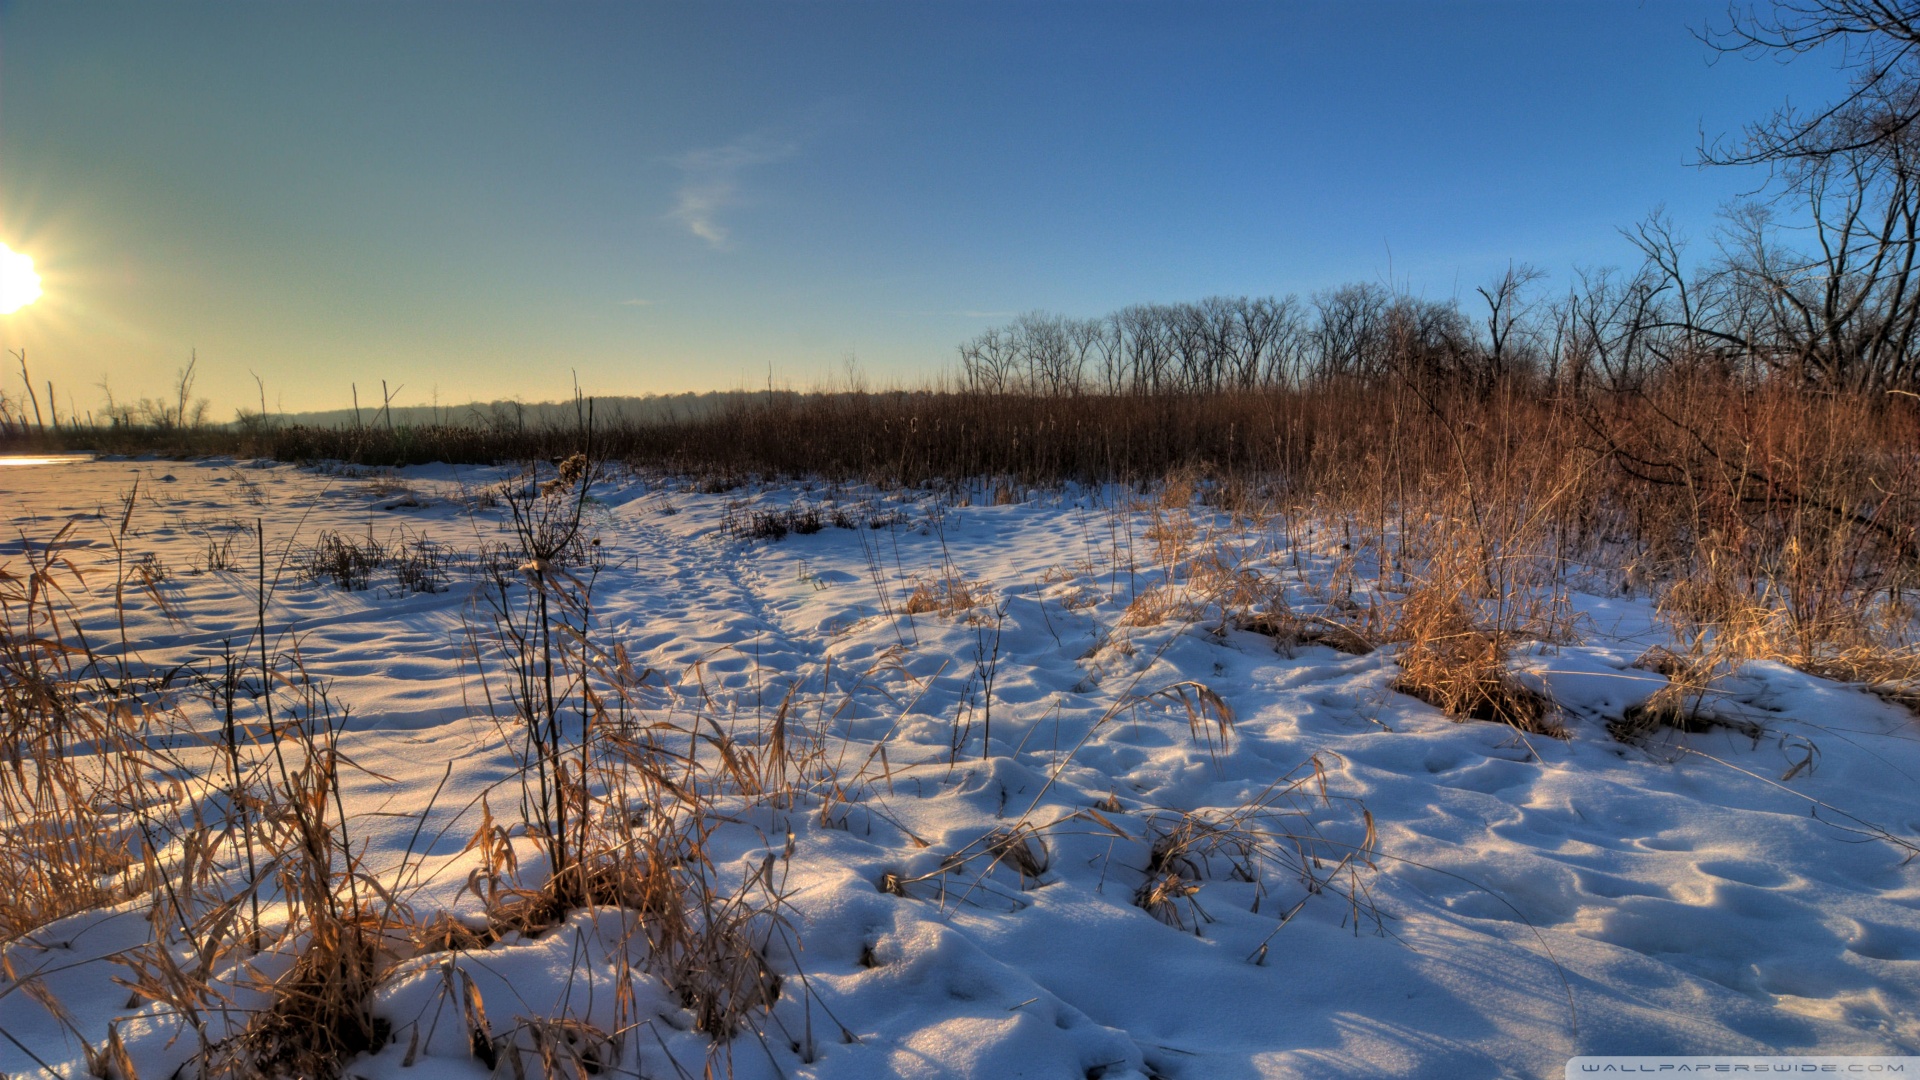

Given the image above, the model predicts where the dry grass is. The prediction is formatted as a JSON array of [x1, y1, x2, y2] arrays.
[[0, 511, 421, 1078], [904, 574, 981, 617], [0, 466, 855, 1078], [1236, 605, 1375, 655], [456, 459, 826, 1065], [1606, 643, 1765, 745], [1130, 680, 1236, 762], [1118, 583, 1187, 627], [1389, 585, 1560, 736], [0, 553, 157, 945], [299, 528, 448, 594], [1121, 754, 1382, 952], [18, 367, 1918, 696], [4, 368, 1917, 1075]]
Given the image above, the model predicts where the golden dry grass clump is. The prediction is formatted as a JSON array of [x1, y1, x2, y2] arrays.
[[904, 575, 979, 616], [1388, 585, 1559, 736], [0, 469, 832, 1080], [0, 530, 166, 945], [1372, 493, 1567, 736], [1118, 583, 1186, 627]]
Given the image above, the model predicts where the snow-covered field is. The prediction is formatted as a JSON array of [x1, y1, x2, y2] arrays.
[[4, 456, 1919, 1079]]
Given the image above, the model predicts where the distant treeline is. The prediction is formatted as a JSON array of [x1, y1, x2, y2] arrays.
[[957, 217, 1920, 399], [0, 373, 764, 439], [251, 392, 748, 433]]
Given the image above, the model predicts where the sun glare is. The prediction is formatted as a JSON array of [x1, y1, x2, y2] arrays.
[[0, 243, 43, 315]]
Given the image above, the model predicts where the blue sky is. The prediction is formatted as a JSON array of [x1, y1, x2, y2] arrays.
[[0, 2, 1854, 416]]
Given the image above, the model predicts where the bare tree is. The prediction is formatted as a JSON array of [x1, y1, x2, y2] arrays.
[[1012, 311, 1082, 396], [1382, 295, 1474, 390], [12, 349, 42, 430], [1704, 1, 1920, 169], [174, 352, 209, 428], [958, 326, 1020, 394], [1311, 283, 1391, 381], [1234, 295, 1303, 388], [1697, 1, 1920, 389], [1092, 314, 1129, 393], [1117, 304, 1173, 394], [1477, 262, 1548, 385], [1066, 317, 1110, 396], [1192, 296, 1243, 391], [1549, 265, 1668, 391]]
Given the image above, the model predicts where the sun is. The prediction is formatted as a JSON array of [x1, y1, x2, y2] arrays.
[[0, 244, 43, 315]]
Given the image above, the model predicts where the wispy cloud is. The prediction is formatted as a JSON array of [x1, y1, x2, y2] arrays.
[[619, 298, 653, 307], [668, 129, 798, 250]]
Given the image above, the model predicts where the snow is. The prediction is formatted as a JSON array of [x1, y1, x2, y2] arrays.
[[3, 457, 1918, 1078]]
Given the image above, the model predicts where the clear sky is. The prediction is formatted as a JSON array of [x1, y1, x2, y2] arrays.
[[0, 1, 1855, 417]]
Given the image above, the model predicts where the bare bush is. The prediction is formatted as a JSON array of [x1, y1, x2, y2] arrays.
[[305, 531, 385, 591]]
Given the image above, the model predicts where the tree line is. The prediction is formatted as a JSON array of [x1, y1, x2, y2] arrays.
[[959, 204, 1920, 398], [962, 2, 1920, 399]]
